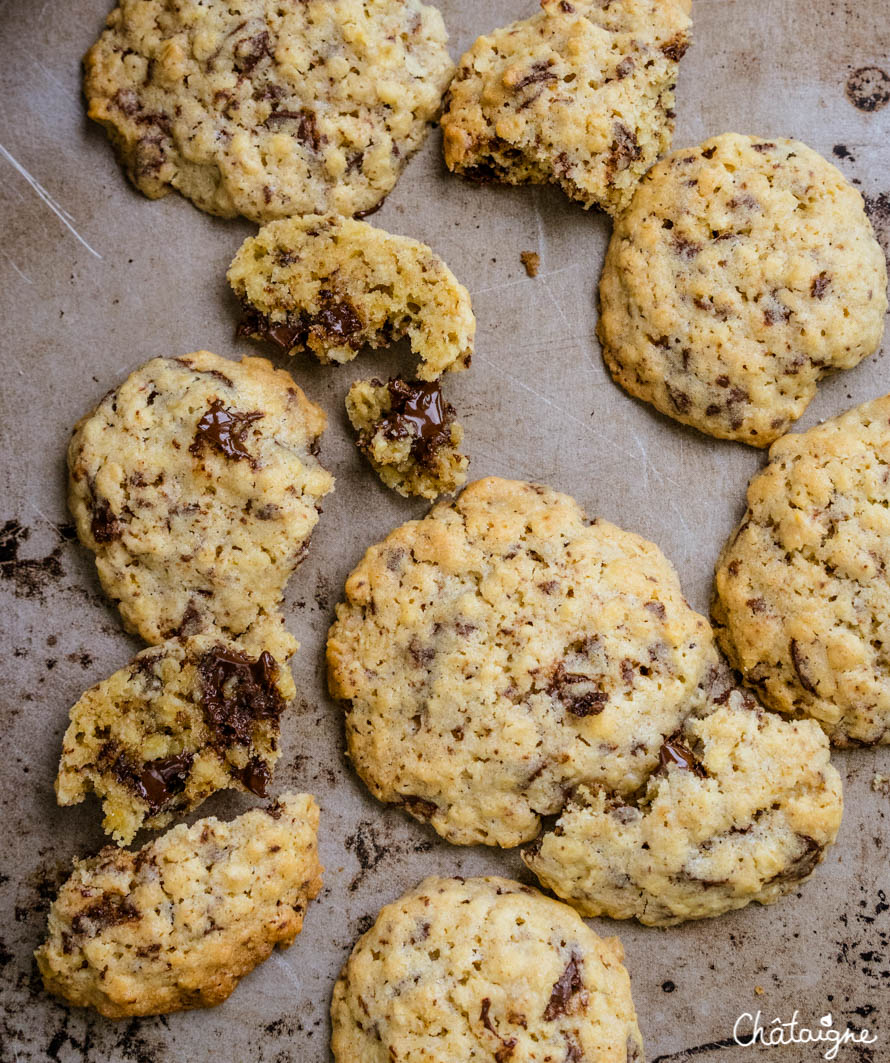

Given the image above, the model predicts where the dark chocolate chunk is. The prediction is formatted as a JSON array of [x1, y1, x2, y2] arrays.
[[661, 33, 689, 61], [265, 107, 323, 150], [514, 61, 557, 92], [401, 795, 438, 820], [198, 646, 284, 749], [238, 307, 307, 352], [767, 835, 822, 885], [608, 122, 642, 174], [71, 895, 139, 937], [233, 31, 271, 74], [374, 378, 455, 465], [658, 737, 705, 776], [311, 297, 362, 342], [90, 498, 122, 543], [543, 952, 587, 1021], [237, 756, 271, 797], [111, 750, 194, 810], [190, 399, 264, 463], [550, 663, 609, 717], [810, 271, 831, 299], [789, 638, 819, 694]]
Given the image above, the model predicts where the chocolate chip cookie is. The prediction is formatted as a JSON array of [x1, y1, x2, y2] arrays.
[[84, 0, 454, 222], [36, 793, 322, 1017], [327, 477, 714, 847], [713, 395, 890, 744], [56, 635, 297, 844], [228, 214, 475, 379], [68, 351, 334, 646], [598, 134, 887, 445], [441, 0, 692, 215], [331, 875, 644, 1063]]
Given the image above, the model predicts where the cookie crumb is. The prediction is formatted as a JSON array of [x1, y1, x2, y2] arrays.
[[755, 985, 764, 995], [520, 251, 540, 277], [873, 773, 890, 797]]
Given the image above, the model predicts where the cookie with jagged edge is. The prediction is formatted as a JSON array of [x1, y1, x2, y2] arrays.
[[713, 394, 890, 744], [228, 214, 475, 380], [331, 876, 644, 1063], [36, 793, 322, 1017], [523, 662, 843, 925], [84, 0, 454, 222], [56, 634, 298, 845], [441, 0, 692, 216], [68, 351, 334, 646], [327, 477, 715, 847], [346, 377, 469, 500], [598, 133, 887, 445]]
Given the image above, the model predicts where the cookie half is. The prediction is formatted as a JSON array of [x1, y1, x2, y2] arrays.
[[68, 352, 334, 646], [331, 875, 644, 1063], [598, 133, 887, 445], [327, 477, 714, 847], [441, 0, 692, 215], [36, 793, 322, 1017], [84, 0, 454, 222], [713, 395, 890, 744], [229, 214, 475, 379], [56, 635, 298, 844]]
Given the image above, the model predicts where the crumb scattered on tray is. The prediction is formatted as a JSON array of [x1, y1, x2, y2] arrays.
[[520, 250, 540, 277]]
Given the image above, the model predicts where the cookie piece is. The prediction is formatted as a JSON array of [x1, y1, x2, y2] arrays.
[[56, 635, 298, 844], [346, 377, 469, 499], [713, 395, 890, 745], [524, 665, 843, 925], [84, 0, 454, 222], [68, 352, 334, 646], [441, 0, 691, 216], [327, 477, 715, 847], [331, 875, 644, 1063], [598, 133, 888, 445], [36, 793, 322, 1017], [229, 215, 475, 380]]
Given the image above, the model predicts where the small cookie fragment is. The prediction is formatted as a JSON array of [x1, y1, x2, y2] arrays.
[[84, 0, 454, 222], [327, 477, 715, 847], [524, 665, 843, 925], [331, 875, 644, 1063], [441, 0, 692, 216], [713, 395, 890, 745], [598, 133, 887, 445], [56, 635, 297, 844], [346, 377, 469, 500], [229, 214, 475, 380], [68, 352, 334, 646], [520, 251, 541, 278], [36, 793, 322, 1017]]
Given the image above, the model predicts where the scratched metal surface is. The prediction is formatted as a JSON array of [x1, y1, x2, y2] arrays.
[[1, 1, 889, 1060]]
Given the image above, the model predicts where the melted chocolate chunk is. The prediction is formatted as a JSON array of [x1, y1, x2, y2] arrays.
[[543, 952, 587, 1021], [550, 663, 609, 717], [376, 379, 455, 465], [198, 646, 284, 749], [90, 498, 121, 543], [658, 737, 705, 776], [789, 638, 819, 694], [661, 33, 689, 61], [767, 835, 822, 885], [111, 751, 194, 810], [312, 298, 362, 342], [190, 399, 264, 463], [71, 895, 139, 937], [238, 307, 308, 352], [237, 756, 271, 797]]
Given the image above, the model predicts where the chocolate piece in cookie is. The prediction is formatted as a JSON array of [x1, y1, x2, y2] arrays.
[[228, 215, 475, 380], [346, 377, 469, 500], [36, 793, 322, 1016]]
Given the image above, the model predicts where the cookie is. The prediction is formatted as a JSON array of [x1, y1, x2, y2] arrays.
[[713, 395, 890, 745], [327, 477, 714, 847], [598, 133, 888, 445], [346, 377, 468, 499], [36, 793, 322, 1017], [524, 664, 843, 925], [68, 352, 334, 647], [440, 0, 692, 216], [56, 635, 298, 844], [331, 875, 644, 1063], [84, 0, 454, 222], [228, 214, 475, 380]]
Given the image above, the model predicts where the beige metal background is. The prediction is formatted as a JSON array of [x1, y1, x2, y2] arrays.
[[1, 1, 888, 1060]]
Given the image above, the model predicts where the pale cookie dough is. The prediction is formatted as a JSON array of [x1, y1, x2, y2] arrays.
[[68, 352, 334, 646], [524, 664, 843, 925], [713, 395, 890, 745], [331, 875, 644, 1063], [441, 0, 692, 216], [36, 793, 322, 1017], [228, 214, 475, 379], [56, 635, 298, 845], [599, 133, 888, 445], [327, 477, 714, 847], [84, 0, 454, 222], [346, 377, 468, 499]]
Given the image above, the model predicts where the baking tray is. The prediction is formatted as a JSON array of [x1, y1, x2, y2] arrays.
[[1, 1, 888, 1060]]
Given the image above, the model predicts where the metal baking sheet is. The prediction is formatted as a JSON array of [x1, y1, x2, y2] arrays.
[[1, 1, 888, 1060]]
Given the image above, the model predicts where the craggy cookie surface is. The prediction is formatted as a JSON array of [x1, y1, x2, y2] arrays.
[[598, 133, 887, 445], [327, 477, 714, 847], [229, 214, 475, 379], [441, 0, 692, 216], [84, 0, 454, 222], [713, 395, 890, 745], [346, 377, 468, 499], [68, 351, 334, 647], [57, 635, 297, 844], [36, 793, 322, 1017], [331, 876, 644, 1063], [525, 665, 843, 925]]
